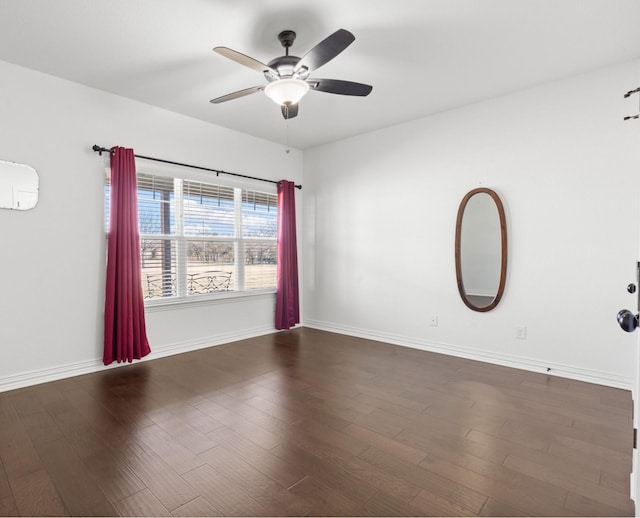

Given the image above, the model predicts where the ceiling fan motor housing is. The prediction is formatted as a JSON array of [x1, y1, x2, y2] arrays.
[[265, 55, 307, 81], [264, 31, 310, 80]]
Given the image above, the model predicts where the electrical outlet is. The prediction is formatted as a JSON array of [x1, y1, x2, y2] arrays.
[[429, 315, 439, 327], [516, 326, 527, 339]]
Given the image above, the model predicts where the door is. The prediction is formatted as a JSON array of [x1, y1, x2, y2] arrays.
[[617, 262, 640, 511]]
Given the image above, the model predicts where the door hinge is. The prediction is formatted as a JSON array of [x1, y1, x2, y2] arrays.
[[634, 428, 637, 449]]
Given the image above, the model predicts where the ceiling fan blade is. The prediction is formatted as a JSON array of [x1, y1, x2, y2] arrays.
[[309, 79, 372, 96], [281, 103, 299, 119], [214, 47, 277, 75], [294, 29, 355, 73], [209, 85, 264, 104]]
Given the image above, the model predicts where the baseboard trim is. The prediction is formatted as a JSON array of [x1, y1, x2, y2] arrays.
[[304, 319, 633, 390], [3, 322, 631, 393], [0, 325, 276, 393]]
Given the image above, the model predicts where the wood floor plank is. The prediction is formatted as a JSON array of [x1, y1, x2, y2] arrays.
[[418, 452, 570, 516], [28, 384, 75, 419], [409, 487, 480, 516], [116, 488, 173, 517], [572, 414, 632, 440], [481, 419, 552, 451], [136, 424, 206, 475], [0, 398, 46, 481], [565, 490, 634, 517], [503, 453, 632, 513], [599, 389, 634, 410], [221, 380, 275, 401], [243, 394, 305, 425], [123, 440, 199, 512], [601, 469, 631, 495], [147, 408, 219, 454], [359, 446, 488, 513], [50, 407, 106, 459], [352, 407, 413, 438], [479, 497, 533, 516], [291, 383, 378, 423], [181, 464, 265, 516], [342, 423, 427, 464], [461, 396, 576, 428], [0, 459, 11, 502], [288, 474, 362, 516], [339, 455, 424, 503], [211, 391, 297, 433], [32, 436, 119, 516], [504, 446, 601, 485], [207, 427, 307, 489], [20, 410, 66, 448], [197, 397, 287, 450], [171, 496, 223, 517], [294, 417, 371, 456], [9, 469, 68, 516], [267, 440, 377, 505], [352, 390, 427, 415], [519, 379, 606, 405], [199, 445, 312, 516], [401, 409, 473, 440], [150, 403, 225, 435], [400, 386, 476, 410], [423, 399, 508, 432], [363, 490, 432, 517], [502, 414, 632, 454], [548, 433, 631, 473], [8, 390, 47, 418], [0, 495, 18, 517], [246, 382, 353, 430], [81, 450, 147, 503]]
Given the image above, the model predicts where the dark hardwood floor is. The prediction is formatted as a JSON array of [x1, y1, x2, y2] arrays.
[[0, 327, 634, 516]]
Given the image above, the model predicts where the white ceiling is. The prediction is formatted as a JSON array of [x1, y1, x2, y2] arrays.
[[0, 0, 638, 150]]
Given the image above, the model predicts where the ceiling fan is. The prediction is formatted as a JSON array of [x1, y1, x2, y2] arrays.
[[210, 29, 373, 119]]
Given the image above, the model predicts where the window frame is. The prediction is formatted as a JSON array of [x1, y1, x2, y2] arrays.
[[105, 164, 279, 310]]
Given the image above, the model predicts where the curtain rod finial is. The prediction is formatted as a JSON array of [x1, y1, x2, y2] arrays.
[[92, 144, 112, 156]]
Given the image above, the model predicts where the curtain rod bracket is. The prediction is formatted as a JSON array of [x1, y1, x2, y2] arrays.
[[624, 87, 640, 98], [624, 87, 640, 120]]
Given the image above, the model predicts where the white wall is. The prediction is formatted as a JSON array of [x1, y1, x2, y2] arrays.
[[0, 60, 302, 391], [2, 57, 638, 392], [303, 59, 640, 388]]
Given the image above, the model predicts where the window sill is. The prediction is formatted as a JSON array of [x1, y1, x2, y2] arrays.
[[144, 289, 276, 312]]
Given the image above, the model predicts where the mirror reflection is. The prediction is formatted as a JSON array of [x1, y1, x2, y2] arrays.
[[0, 159, 39, 210], [455, 188, 507, 312]]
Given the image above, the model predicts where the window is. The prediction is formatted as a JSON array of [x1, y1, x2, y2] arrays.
[[105, 171, 278, 303]]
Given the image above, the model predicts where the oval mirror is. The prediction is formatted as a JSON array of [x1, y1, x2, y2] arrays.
[[0, 159, 39, 210], [455, 187, 507, 312]]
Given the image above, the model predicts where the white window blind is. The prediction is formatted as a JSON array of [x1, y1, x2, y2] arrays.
[[105, 171, 278, 302]]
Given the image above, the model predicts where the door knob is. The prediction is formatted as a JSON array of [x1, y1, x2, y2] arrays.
[[617, 309, 639, 332], [628, 283, 637, 294]]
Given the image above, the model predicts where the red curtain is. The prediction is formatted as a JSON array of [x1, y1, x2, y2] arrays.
[[103, 147, 151, 365], [275, 180, 300, 330]]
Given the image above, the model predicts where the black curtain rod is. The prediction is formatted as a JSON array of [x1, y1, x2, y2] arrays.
[[92, 145, 302, 190]]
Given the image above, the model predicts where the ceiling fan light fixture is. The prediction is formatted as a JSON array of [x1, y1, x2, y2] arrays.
[[264, 78, 309, 106]]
